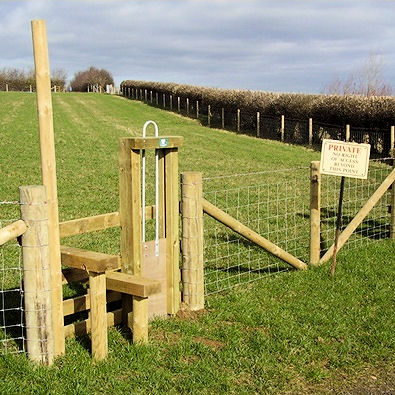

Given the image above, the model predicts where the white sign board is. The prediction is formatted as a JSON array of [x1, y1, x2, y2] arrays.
[[320, 139, 371, 179]]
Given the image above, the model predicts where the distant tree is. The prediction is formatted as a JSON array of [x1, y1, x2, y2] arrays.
[[51, 68, 67, 90], [70, 66, 114, 92], [324, 54, 392, 96]]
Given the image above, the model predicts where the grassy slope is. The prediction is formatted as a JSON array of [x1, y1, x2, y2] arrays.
[[0, 92, 394, 394]]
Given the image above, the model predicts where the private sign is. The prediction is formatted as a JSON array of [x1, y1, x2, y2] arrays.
[[320, 139, 371, 179]]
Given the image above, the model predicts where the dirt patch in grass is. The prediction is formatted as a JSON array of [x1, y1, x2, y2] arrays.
[[176, 305, 207, 321], [150, 330, 181, 345], [193, 336, 225, 350], [289, 364, 395, 394]]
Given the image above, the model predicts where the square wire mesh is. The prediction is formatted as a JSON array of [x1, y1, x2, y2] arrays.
[[320, 158, 393, 252], [203, 167, 311, 295], [0, 201, 25, 355]]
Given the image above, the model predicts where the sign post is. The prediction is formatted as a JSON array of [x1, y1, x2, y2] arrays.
[[320, 139, 371, 276]]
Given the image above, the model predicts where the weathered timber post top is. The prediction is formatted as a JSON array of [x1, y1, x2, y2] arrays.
[[127, 136, 184, 149]]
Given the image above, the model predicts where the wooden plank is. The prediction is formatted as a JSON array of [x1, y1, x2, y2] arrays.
[[181, 172, 204, 310], [119, 140, 142, 275], [20, 185, 54, 365], [203, 198, 308, 270], [63, 291, 121, 316], [32, 19, 64, 356], [320, 167, 395, 264], [89, 273, 108, 360], [165, 148, 181, 314], [132, 297, 148, 343], [0, 220, 27, 246], [59, 212, 120, 238], [60, 246, 120, 272], [310, 161, 321, 266], [59, 206, 156, 238], [106, 271, 161, 298], [128, 136, 184, 150], [64, 309, 122, 338]]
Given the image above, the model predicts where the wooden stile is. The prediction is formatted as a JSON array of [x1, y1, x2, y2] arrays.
[[31, 19, 64, 356], [310, 161, 321, 265], [20, 185, 54, 365]]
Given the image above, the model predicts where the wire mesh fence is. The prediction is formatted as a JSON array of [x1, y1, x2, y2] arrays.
[[202, 159, 393, 295], [0, 201, 25, 355], [203, 167, 311, 295], [320, 158, 393, 253]]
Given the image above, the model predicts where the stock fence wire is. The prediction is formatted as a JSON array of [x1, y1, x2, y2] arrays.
[[202, 159, 393, 295], [0, 201, 25, 355], [320, 158, 393, 252], [203, 167, 311, 295]]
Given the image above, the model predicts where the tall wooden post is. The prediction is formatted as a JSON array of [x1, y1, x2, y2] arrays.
[[391, 147, 395, 240], [144, 89, 147, 102], [5, 83, 8, 92], [177, 96, 180, 112], [20, 185, 54, 365], [196, 101, 199, 119], [280, 115, 285, 142], [208, 105, 211, 127], [309, 118, 313, 147], [170, 95, 173, 110], [186, 98, 190, 116], [221, 108, 225, 129], [237, 109, 240, 133], [165, 147, 181, 314], [310, 161, 321, 265], [257, 112, 260, 137], [390, 126, 394, 157], [156, 92, 158, 106], [31, 19, 64, 357], [150, 90, 153, 103], [181, 172, 204, 310], [163, 93, 166, 108]]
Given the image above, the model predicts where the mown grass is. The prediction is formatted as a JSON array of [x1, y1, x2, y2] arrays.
[[0, 92, 394, 393]]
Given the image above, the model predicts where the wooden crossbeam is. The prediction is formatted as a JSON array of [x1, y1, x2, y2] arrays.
[[0, 220, 27, 246], [128, 136, 184, 150], [60, 246, 120, 273]]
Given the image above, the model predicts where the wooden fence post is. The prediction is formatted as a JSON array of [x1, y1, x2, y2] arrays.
[[208, 105, 211, 127], [178, 96, 180, 112], [280, 115, 285, 142], [257, 112, 260, 137], [170, 95, 173, 110], [144, 89, 147, 102], [309, 118, 313, 147], [181, 172, 204, 310], [31, 19, 64, 357], [221, 108, 225, 129], [196, 100, 199, 119], [20, 185, 54, 365], [390, 126, 394, 157], [30, 84, 32, 93], [156, 92, 158, 106], [5, 83, 8, 92], [163, 93, 166, 108], [391, 145, 395, 240], [150, 90, 153, 103], [186, 98, 190, 116], [310, 161, 321, 265], [237, 109, 240, 132], [346, 124, 350, 142]]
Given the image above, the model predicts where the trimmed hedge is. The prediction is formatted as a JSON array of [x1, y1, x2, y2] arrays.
[[121, 80, 395, 129]]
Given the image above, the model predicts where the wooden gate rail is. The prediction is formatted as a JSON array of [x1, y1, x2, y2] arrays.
[[319, 167, 395, 264], [202, 198, 308, 271], [0, 220, 27, 245]]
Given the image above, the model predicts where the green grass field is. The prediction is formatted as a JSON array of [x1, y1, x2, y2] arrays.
[[0, 92, 394, 394]]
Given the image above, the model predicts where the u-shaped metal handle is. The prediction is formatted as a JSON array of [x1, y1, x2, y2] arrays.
[[142, 121, 160, 256]]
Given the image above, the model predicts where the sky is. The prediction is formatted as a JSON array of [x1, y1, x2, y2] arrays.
[[0, 0, 394, 94]]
